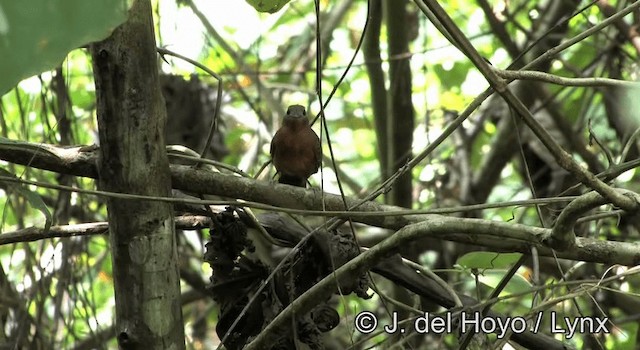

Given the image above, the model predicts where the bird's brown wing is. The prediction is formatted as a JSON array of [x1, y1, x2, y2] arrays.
[[270, 131, 278, 159], [313, 131, 322, 170]]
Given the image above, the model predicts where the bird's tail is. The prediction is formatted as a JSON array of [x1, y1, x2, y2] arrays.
[[278, 174, 306, 187]]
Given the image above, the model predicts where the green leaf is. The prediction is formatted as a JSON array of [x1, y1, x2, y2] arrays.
[[0, 0, 132, 96], [0, 168, 52, 233], [245, 0, 290, 14], [433, 62, 468, 90], [457, 252, 522, 270], [476, 270, 531, 296]]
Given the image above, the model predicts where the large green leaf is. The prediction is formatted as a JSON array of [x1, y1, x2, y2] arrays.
[[457, 252, 522, 270], [475, 270, 532, 296], [0, 0, 132, 96], [245, 0, 290, 13]]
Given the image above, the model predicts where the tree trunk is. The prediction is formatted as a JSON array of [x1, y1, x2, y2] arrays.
[[90, 0, 185, 348], [384, 0, 415, 208], [364, 0, 389, 184]]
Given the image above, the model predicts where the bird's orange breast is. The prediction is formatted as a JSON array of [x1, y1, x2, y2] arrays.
[[271, 125, 320, 179]]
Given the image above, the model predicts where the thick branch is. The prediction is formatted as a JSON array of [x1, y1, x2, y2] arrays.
[[1, 141, 640, 265]]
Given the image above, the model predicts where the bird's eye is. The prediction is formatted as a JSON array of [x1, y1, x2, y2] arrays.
[[302, 110, 306, 116]]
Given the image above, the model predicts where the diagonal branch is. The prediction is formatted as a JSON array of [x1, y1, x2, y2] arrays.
[[419, 0, 640, 212]]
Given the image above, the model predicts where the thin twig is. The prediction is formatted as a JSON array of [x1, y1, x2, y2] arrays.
[[494, 68, 640, 88]]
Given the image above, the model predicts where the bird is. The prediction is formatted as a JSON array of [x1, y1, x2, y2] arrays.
[[270, 105, 321, 187]]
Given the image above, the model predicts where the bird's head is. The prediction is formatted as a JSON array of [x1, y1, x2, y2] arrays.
[[283, 104, 309, 127]]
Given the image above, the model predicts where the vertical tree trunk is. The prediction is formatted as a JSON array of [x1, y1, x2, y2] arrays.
[[90, 0, 185, 348], [364, 0, 389, 184], [385, 0, 415, 208]]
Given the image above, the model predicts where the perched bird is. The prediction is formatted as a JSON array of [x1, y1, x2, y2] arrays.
[[270, 105, 321, 187]]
